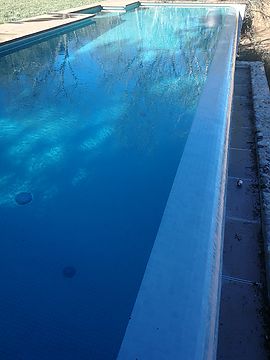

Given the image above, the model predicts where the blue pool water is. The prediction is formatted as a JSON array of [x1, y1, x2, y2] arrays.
[[0, 6, 226, 359]]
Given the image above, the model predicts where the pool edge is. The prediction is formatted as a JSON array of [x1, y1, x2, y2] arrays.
[[117, 7, 242, 360]]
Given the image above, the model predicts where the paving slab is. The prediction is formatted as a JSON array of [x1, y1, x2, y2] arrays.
[[226, 177, 260, 222], [223, 219, 262, 281], [0, 13, 95, 45], [234, 95, 253, 105], [59, 3, 102, 14], [218, 280, 268, 360], [230, 126, 254, 149], [228, 148, 257, 179], [234, 68, 250, 82], [234, 84, 252, 97], [231, 106, 253, 128]]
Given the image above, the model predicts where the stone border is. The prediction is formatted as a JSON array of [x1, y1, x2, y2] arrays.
[[246, 61, 270, 297], [0, 13, 96, 46]]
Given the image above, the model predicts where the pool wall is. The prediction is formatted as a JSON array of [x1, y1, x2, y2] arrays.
[[117, 6, 243, 360]]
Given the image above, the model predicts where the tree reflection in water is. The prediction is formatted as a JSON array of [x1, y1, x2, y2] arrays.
[[0, 7, 224, 207], [0, 6, 229, 360]]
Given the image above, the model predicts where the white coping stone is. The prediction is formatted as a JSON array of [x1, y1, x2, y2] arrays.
[[141, 2, 246, 19], [118, 7, 239, 360]]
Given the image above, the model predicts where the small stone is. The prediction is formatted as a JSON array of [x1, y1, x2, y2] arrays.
[[237, 179, 243, 187], [62, 266, 76, 278], [15, 192, 33, 205]]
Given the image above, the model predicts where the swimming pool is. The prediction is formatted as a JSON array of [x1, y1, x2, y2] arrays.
[[0, 5, 241, 359]]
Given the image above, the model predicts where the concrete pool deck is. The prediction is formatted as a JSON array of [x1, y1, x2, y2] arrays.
[[0, 12, 96, 45], [0, 0, 139, 45]]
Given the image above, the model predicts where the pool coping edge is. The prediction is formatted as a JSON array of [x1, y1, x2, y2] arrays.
[[0, 13, 96, 49], [117, 8, 240, 360]]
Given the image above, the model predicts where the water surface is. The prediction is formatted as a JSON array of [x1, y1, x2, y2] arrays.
[[0, 7, 223, 359]]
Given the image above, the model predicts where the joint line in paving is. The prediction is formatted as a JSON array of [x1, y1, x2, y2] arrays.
[[228, 175, 256, 182], [222, 274, 262, 287], [226, 215, 260, 224], [229, 146, 253, 152]]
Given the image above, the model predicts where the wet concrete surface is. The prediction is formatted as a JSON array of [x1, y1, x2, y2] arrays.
[[217, 64, 269, 359]]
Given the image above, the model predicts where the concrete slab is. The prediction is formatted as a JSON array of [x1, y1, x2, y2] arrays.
[[226, 177, 260, 222], [231, 106, 253, 128], [234, 67, 250, 82], [230, 126, 254, 149], [234, 95, 253, 106], [228, 148, 257, 179], [217, 280, 268, 360], [0, 13, 95, 45], [59, 3, 102, 14], [234, 84, 252, 97], [223, 218, 262, 281]]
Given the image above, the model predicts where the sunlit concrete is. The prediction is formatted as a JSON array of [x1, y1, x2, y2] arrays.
[[0, 13, 95, 45], [0, 0, 139, 45]]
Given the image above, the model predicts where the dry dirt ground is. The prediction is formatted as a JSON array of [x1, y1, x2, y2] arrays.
[[239, 0, 270, 86]]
